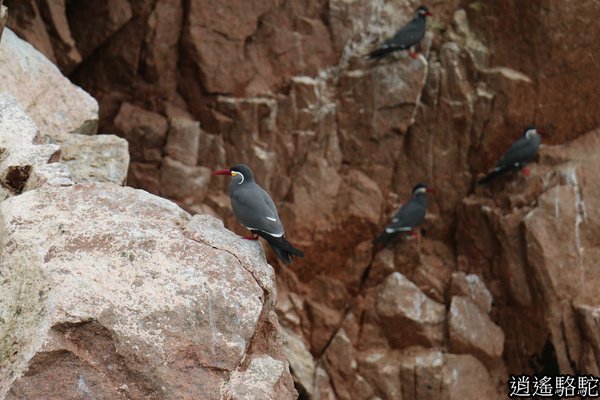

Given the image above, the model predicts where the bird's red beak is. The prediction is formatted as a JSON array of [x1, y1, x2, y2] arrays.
[[537, 127, 546, 136], [426, 187, 436, 193], [425, 11, 433, 16], [213, 169, 232, 176]]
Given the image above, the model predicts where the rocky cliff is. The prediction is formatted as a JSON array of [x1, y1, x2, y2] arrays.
[[0, 22, 296, 400], [5, 0, 600, 399]]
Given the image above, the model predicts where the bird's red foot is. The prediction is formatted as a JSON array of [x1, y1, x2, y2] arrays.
[[522, 167, 531, 177], [410, 229, 421, 239], [242, 233, 259, 240], [408, 50, 418, 59]]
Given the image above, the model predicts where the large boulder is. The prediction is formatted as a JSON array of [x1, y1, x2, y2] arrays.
[[376, 272, 445, 348], [0, 183, 296, 400], [448, 295, 505, 365], [0, 28, 98, 137]]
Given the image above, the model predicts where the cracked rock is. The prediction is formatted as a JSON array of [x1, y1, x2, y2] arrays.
[[0, 183, 295, 399]]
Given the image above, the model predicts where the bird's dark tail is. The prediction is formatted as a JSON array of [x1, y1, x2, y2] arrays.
[[368, 47, 391, 60], [478, 167, 508, 185], [372, 231, 396, 246], [255, 231, 304, 265]]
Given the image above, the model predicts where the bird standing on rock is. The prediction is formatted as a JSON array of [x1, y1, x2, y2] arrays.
[[213, 164, 304, 265], [368, 5, 432, 60], [373, 183, 433, 246], [478, 126, 542, 185]]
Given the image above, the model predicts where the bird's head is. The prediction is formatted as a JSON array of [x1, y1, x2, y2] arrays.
[[415, 5, 432, 18], [524, 126, 543, 140], [412, 183, 435, 196], [213, 163, 254, 184]]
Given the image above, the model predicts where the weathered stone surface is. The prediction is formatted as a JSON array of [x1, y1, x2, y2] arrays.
[[3, 0, 81, 71], [448, 296, 504, 364], [181, 0, 335, 97], [164, 117, 200, 166], [575, 304, 600, 376], [322, 328, 362, 400], [358, 348, 506, 400], [184, 214, 276, 299], [159, 157, 211, 208], [4, 0, 55, 63], [0, 94, 60, 193], [0, 184, 295, 400], [357, 350, 403, 400], [36, 0, 81, 72], [468, 1, 600, 142], [114, 102, 167, 163], [441, 354, 503, 400], [127, 161, 160, 194], [449, 272, 493, 314], [280, 328, 316, 398], [0, 93, 123, 196], [142, 0, 183, 92], [0, 29, 98, 137], [23, 162, 74, 191], [394, 349, 504, 400], [223, 355, 286, 400], [376, 272, 445, 348], [67, 0, 132, 60], [55, 133, 129, 185], [457, 128, 600, 375]]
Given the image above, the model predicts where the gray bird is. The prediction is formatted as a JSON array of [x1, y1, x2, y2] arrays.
[[213, 164, 304, 264], [373, 183, 433, 245], [368, 5, 432, 60], [478, 126, 542, 184]]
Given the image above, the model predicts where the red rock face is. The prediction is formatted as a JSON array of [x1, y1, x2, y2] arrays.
[[467, 0, 600, 143], [6, 0, 600, 398]]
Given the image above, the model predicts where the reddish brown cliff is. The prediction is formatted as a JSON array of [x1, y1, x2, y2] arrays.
[[6, 0, 600, 398]]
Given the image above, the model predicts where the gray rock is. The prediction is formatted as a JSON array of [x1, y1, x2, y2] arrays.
[[0, 183, 295, 399], [0, 93, 61, 193], [0, 29, 98, 138], [55, 133, 129, 185]]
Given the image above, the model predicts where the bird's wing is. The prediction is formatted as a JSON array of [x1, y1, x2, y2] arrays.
[[258, 186, 280, 220], [231, 183, 285, 237], [495, 136, 539, 169], [381, 18, 426, 50], [384, 199, 426, 233]]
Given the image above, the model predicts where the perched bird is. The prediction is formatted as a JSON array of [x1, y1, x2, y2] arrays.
[[478, 126, 542, 185], [213, 164, 304, 265], [373, 183, 433, 245], [368, 5, 432, 60]]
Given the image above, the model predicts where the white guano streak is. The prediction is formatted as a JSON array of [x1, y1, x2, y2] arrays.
[[562, 167, 587, 283]]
